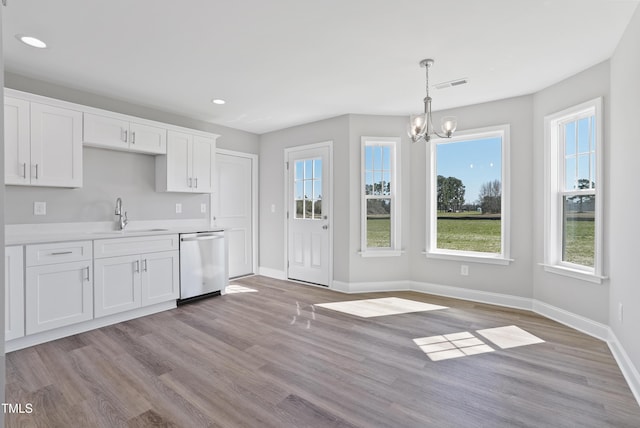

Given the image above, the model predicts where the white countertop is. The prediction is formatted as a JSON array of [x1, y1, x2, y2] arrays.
[[5, 220, 226, 246]]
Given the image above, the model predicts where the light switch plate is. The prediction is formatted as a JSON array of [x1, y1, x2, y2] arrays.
[[34, 201, 47, 216], [175, 203, 182, 214]]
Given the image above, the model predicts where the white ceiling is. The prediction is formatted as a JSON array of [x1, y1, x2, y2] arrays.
[[3, 0, 638, 134]]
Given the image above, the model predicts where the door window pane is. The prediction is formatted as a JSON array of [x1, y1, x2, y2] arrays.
[[294, 157, 322, 220]]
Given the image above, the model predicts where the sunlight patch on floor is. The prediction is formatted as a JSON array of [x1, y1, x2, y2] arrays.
[[413, 332, 494, 361], [476, 325, 545, 349], [315, 297, 448, 318], [225, 284, 258, 294]]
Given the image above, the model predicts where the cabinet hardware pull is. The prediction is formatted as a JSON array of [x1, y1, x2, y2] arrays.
[[188, 177, 193, 188], [85, 267, 90, 281], [135, 260, 140, 273], [195, 177, 198, 188], [124, 130, 129, 143], [22, 163, 26, 178], [132, 132, 136, 144], [142, 259, 147, 272], [35, 164, 39, 179], [51, 251, 73, 255]]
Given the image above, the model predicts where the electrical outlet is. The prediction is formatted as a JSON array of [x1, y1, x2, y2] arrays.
[[619, 303, 624, 322], [460, 265, 469, 276], [34, 201, 47, 216], [200, 203, 207, 213], [175, 203, 182, 214]]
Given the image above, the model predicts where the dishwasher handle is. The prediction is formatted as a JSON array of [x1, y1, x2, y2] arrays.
[[180, 233, 224, 242]]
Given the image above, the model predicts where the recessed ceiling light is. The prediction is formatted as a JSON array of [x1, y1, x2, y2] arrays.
[[211, 98, 226, 105], [16, 35, 47, 49]]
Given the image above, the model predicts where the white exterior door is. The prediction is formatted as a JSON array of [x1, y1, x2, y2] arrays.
[[287, 143, 332, 286], [213, 152, 255, 278]]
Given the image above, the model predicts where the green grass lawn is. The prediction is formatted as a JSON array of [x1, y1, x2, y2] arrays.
[[437, 219, 501, 253], [367, 217, 391, 248], [564, 218, 595, 267]]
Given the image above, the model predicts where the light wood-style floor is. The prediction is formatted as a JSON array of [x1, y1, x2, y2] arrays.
[[6, 275, 640, 427]]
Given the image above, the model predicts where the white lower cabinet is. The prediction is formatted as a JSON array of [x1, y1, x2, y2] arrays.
[[5, 246, 25, 341], [25, 260, 93, 335], [94, 235, 179, 318]]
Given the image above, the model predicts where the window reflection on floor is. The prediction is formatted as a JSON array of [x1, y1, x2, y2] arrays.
[[225, 284, 258, 294], [414, 326, 544, 361], [315, 297, 447, 318]]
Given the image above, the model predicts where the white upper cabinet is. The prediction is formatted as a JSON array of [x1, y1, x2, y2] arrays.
[[156, 130, 216, 193], [4, 95, 83, 188], [83, 112, 167, 154]]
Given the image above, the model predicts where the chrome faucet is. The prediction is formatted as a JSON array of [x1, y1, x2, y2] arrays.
[[115, 197, 129, 230]]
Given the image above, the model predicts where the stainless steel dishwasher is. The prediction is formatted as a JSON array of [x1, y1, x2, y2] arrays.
[[178, 231, 228, 304]]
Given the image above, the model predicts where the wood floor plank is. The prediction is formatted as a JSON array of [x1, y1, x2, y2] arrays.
[[5, 275, 640, 427]]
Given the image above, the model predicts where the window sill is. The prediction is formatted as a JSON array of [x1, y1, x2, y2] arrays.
[[423, 251, 513, 266], [359, 250, 404, 258], [539, 263, 607, 284]]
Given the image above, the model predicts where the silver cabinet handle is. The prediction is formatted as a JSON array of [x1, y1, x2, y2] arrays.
[[142, 259, 147, 272], [51, 251, 73, 255], [85, 267, 90, 282], [188, 177, 193, 188], [22, 163, 26, 178], [134, 260, 140, 273], [322, 225, 328, 230], [131, 131, 136, 144], [124, 130, 129, 143], [35, 164, 39, 179], [194, 177, 198, 188]]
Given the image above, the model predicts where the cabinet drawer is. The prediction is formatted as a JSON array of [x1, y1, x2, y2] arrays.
[[94, 234, 179, 259], [26, 241, 92, 266]]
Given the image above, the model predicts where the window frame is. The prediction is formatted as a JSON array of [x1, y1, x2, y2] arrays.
[[426, 124, 512, 265], [360, 136, 402, 257], [543, 97, 605, 283]]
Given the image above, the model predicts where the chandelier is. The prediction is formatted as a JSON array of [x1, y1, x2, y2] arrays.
[[408, 59, 457, 143]]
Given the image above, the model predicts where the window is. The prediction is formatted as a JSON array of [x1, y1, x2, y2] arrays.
[[544, 98, 604, 282], [294, 158, 323, 219], [361, 137, 400, 256], [427, 125, 511, 263]]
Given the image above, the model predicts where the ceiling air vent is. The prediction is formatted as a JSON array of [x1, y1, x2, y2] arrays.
[[434, 78, 468, 90]]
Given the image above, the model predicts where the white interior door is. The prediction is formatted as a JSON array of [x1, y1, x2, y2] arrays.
[[213, 152, 255, 278], [287, 144, 331, 286]]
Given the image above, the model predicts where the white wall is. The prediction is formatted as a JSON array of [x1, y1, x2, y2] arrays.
[[610, 5, 640, 373], [1, 2, 6, 422], [532, 61, 611, 324], [258, 115, 350, 281], [411, 96, 534, 298]]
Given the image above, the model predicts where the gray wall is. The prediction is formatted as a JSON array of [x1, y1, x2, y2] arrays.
[[610, 6, 640, 374], [411, 96, 534, 298], [4, 73, 260, 225], [532, 61, 611, 324], [258, 115, 350, 281]]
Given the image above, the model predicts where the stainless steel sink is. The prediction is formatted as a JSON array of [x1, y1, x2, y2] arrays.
[[87, 228, 169, 235]]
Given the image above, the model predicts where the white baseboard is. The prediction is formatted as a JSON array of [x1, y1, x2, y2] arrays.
[[410, 280, 533, 311], [257, 266, 286, 280], [608, 330, 640, 406], [5, 301, 176, 353], [532, 299, 609, 341], [331, 280, 412, 294]]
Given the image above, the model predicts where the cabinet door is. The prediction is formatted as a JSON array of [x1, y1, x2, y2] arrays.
[[94, 255, 142, 318], [83, 113, 129, 150], [4, 97, 31, 185], [25, 261, 92, 335], [129, 122, 167, 154], [5, 246, 25, 341], [141, 251, 179, 306], [192, 135, 214, 193], [30, 103, 83, 187], [165, 130, 193, 192]]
